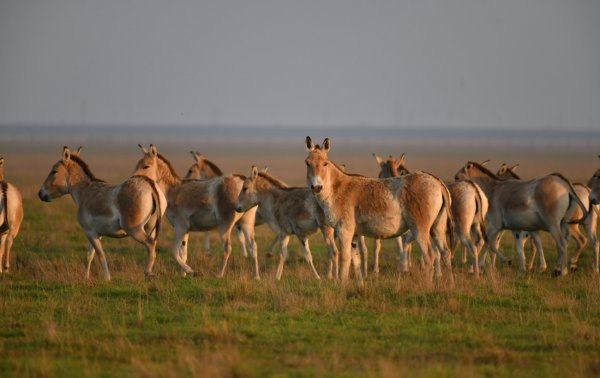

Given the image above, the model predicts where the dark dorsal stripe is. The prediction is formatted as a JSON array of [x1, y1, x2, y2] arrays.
[[0, 181, 9, 234], [203, 159, 223, 176], [70, 156, 106, 182], [467, 161, 499, 179], [257, 172, 289, 189], [331, 161, 366, 178], [157, 153, 181, 180]]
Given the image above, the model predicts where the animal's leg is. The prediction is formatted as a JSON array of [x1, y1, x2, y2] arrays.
[[431, 230, 452, 282], [0, 234, 6, 273], [338, 228, 360, 285], [203, 231, 211, 256], [299, 237, 321, 280], [235, 223, 249, 258], [265, 235, 279, 258], [358, 236, 368, 278], [484, 227, 512, 270], [568, 225, 587, 270], [351, 240, 363, 282], [373, 239, 381, 275], [239, 221, 259, 280], [586, 211, 599, 273], [530, 232, 546, 272], [393, 236, 404, 272], [457, 231, 477, 276], [180, 233, 190, 264], [172, 229, 195, 276], [218, 224, 235, 278], [400, 232, 414, 272], [513, 232, 527, 272], [128, 228, 158, 278], [549, 223, 569, 276], [412, 229, 435, 284], [85, 234, 111, 281], [85, 243, 96, 279], [275, 234, 290, 280], [322, 227, 338, 280]]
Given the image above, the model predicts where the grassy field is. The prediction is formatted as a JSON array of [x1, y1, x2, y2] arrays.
[[1, 136, 600, 377]]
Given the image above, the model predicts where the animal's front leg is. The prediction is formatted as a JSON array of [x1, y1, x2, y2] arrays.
[[337, 228, 354, 284], [299, 237, 321, 280], [85, 243, 96, 279], [85, 234, 111, 281]]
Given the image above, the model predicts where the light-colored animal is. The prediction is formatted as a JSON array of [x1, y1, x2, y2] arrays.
[[305, 137, 453, 284], [132, 145, 260, 279], [587, 156, 600, 272], [498, 163, 598, 273], [375, 153, 487, 277], [38, 146, 165, 280], [235, 165, 342, 280], [455, 161, 587, 276], [184, 151, 254, 258], [0, 157, 24, 273]]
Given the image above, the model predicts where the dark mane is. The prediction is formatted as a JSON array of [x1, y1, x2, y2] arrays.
[[256, 172, 300, 190], [203, 159, 223, 176], [467, 161, 499, 179], [70, 155, 105, 182], [157, 153, 181, 180], [332, 162, 366, 178]]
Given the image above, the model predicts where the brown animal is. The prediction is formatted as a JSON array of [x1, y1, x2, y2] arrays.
[[375, 153, 487, 277], [38, 147, 165, 280], [235, 166, 342, 280], [0, 157, 24, 273], [305, 137, 452, 284], [455, 161, 587, 276], [132, 145, 260, 279]]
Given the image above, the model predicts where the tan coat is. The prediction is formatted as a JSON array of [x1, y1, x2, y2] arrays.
[[0, 158, 23, 273]]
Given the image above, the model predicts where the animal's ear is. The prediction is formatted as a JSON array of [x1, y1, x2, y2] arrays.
[[261, 166, 269, 174], [466, 162, 473, 169], [0, 157, 4, 167], [62, 146, 71, 162], [149, 144, 158, 158], [510, 164, 519, 172], [138, 144, 148, 154], [339, 164, 346, 172], [480, 159, 490, 166], [373, 153, 383, 165], [305, 136, 314, 152], [74, 146, 83, 156], [396, 152, 406, 167], [322, 138, 331, 152], [251, 165, 258, 180], [498, 165, 507, 174]]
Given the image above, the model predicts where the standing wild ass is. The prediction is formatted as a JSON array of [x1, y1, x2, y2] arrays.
[[455, 162, 587, 276], [132, 145, 260, 279], [0, 157, 24, 273], [235, 166, 342, 280], [374, 153, 488, 277], [305, 137, 453, 284], [587, 155, 600, 272], [38, 147, 166, 280]]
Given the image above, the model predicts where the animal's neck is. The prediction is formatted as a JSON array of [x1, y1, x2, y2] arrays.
[[68, 171, 94, 208], [156, 163, 181, 195], [467, 175, 496, 197]]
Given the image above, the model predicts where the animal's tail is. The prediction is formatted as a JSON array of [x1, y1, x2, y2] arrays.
[[575, 183, 600, 222], [133, 175, 162, 240], [0, 181, 9, 235], [441, 182, 455, 253], [551, 173, 588, 224], [466, 180, 487, 243]]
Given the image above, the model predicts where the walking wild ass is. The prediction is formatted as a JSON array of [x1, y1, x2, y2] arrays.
[[305, 137, 452, 284], [132, 145, 260, 279], [38, 147, 165, 280], [455, 161, 587, 276], [0, 157, 24, 273]]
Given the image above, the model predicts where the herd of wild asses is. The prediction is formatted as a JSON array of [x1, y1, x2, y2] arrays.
[[0, 137, 598, 285]]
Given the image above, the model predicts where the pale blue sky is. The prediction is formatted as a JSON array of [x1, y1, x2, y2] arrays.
[[0, 0, 599, 129]]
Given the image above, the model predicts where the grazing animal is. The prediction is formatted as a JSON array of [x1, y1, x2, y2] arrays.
[[455, 161, 587, 276], [375, 154, 487, 277], [183, 151, 255, 258], [305, 137, 452, 284], [0, 157, 24, 273], [132, 145, 260, 279], [38, 147, 165, 280], [235, 165, 342, 280]]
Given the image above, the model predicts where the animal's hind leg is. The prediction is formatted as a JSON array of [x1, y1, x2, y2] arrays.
[[530, 232, 546, 272], [373, 239, 381, 275], [85, 234, 111, 281], [0, 234, 7, 273], [358, 236, 368, 278], [235, 223, 249, 258], [400, 232, 414, 272], [548, 222, 569, 276], [585, 211, 599, 273], [513, 232, 527, 272], [322, 227, 338, 280], [128, 228, 158, 278], [85, 243, 96, 279], [238, 221, 259, 280], [412, 229, 435, 284], [275, 234, 290, 280], [568, 225, 587, 270], [265, 235, 279, 258], [172, 228, 195, 277], [218, 223, 236, 278], [431, 231, 453, 283], [299, 237, 321, 280], [203, 231, 211, 256]]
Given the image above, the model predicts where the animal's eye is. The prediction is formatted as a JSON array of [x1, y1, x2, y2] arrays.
[[51, 170, 57, 175], [143, 165, 150, 170], [323, 162, 328, 167], [305, 161, 310, 167], [188, 169, 193, 174], [242, 188, 247, 192]]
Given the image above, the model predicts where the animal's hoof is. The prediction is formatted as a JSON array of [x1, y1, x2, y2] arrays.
[[553, 269, 563, 277], [507, 260, 512, 267], [570, 265, 578, 273]]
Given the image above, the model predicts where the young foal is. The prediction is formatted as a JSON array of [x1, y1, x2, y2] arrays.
[[0, 158, 24, 273], [305, 137, 452, 284], [132, 145, 260, 279], [455, 161, 587, 276], [235, 166, 341, 280], [38, 147, 165, 280]]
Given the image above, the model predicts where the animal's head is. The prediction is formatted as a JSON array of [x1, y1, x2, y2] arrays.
[[588, 155, 600, 205], [235, 165, 260, 213], [38, 146, 83, 202], [185, 151, 204, 179], [496, 163, 520, 180], [132, 144, 159, 181], [454, 160, 491, 181], [305, 136, 331, 195], [373, 153, 408, 178]]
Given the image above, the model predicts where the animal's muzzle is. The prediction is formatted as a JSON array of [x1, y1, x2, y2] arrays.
[[38, 190, 51, 202], [311, 185, 323, 194]]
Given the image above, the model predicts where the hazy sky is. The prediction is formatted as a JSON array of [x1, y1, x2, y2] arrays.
[[0, 0, 599, 129]]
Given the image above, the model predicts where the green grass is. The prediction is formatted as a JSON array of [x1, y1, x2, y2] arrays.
[[1, 197, 600, 377]]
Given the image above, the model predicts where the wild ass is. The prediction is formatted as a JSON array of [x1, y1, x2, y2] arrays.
[[374, 153, 488, 276], [305, 137, 453, 284], [498, 163, 598, 273], [183, 151, 253, 258], [132, 145, 260, 279], [587, 156, 600, 272], [455, 161, 587, 276], [38, 147, 166, 280], [0, 157, 24, 273], [235, 166, 342, 280]]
